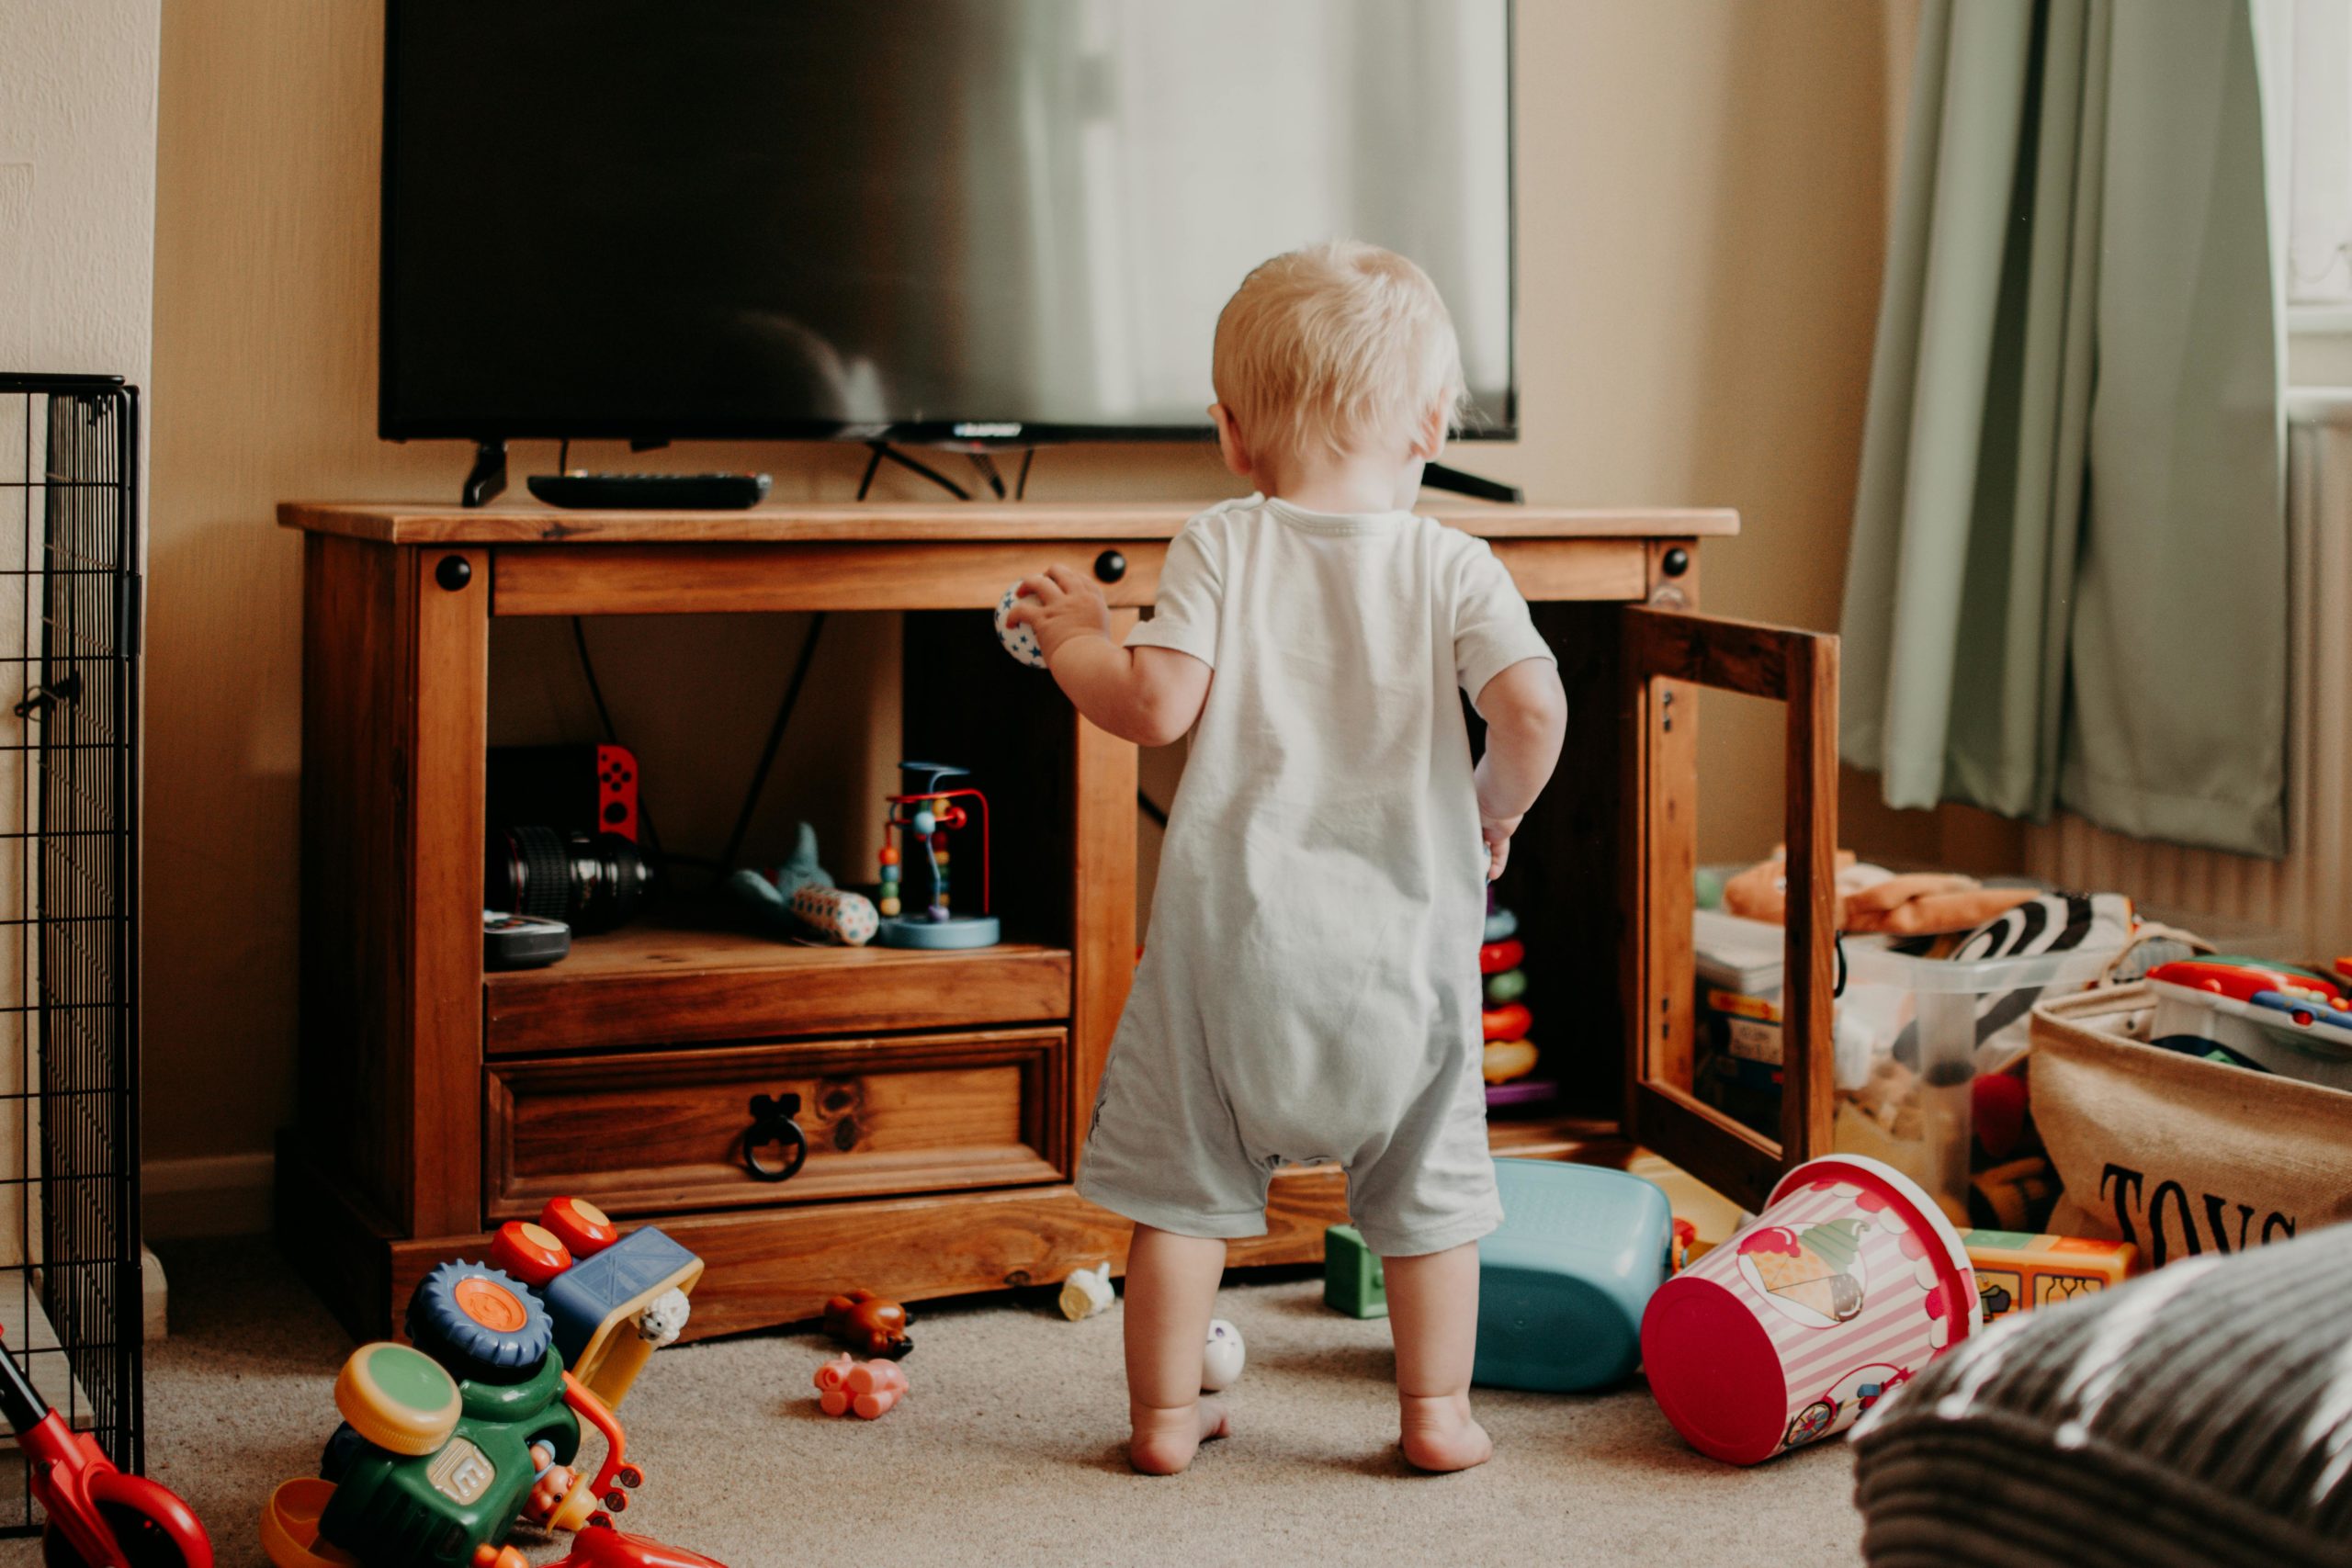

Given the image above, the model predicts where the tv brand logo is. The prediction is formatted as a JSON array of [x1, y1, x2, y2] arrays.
[[953, 423, 1023, 439]]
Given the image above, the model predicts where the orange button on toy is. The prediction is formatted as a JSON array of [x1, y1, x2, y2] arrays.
[[541, 1196, 621, 1258], [492, 1221, 573, 1288]]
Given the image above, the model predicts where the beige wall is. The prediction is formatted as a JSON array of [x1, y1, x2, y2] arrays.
[[146, 1, 1956, 1193], [2, 1, 162, 1261]]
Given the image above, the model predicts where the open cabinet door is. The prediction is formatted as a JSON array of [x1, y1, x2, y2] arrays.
[[1623, 605, 1838, 1213]]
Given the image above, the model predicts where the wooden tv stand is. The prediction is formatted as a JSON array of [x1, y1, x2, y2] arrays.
[[277, 498, 1839, 1342]]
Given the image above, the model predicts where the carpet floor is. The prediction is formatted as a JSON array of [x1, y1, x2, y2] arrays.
[[3, 1239, 1864, 1568]]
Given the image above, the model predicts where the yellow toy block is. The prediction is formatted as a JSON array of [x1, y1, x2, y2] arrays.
[[1962, 1230, 2135, 1322]]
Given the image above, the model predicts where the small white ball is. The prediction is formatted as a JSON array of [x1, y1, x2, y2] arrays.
[[994, 583, 1049, 669], [1202, 1317, 1245, 1392]]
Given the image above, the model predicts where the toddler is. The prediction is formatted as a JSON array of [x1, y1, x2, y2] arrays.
[[1007, 242, 1566, 1475]]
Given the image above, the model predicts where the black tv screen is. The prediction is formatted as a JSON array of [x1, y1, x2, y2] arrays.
[[381, 0, 1515, 445]]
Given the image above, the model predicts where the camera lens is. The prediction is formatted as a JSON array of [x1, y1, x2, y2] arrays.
[[489, 825, 657, 934]]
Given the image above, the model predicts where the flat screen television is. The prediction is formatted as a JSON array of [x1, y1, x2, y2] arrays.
[[381, 0, 1515, 447]]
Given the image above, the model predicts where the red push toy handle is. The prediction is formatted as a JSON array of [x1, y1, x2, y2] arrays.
[[555, 1371, 645, 1517], [0, 1325, 214, 1568], [83, 1470, 216, 1568]]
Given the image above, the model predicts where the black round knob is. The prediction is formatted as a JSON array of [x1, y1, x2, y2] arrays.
[[435, 555, 472, 592], [1094, 549, 1127, 584], [1662, 547, 1690, 578]]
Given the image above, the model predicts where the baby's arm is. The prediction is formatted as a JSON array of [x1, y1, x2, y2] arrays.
[[1008, 566, 1212, 746], [1472, 658, 1567, 879]]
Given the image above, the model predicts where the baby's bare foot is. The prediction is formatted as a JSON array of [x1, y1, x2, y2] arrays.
[[1128, 1397, 1230, 1475], [1399, 1392, 1492, 1472]]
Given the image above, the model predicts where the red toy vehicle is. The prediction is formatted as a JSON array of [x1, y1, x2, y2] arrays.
[[477, 1515, 727, 1568], [0, 1326, 212, 1568]]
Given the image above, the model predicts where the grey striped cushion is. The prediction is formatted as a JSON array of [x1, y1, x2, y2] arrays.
[[1851, 1224, 2352, 1567]]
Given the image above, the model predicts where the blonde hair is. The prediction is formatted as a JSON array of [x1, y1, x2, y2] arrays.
[[1212, 241, 1467, 462]]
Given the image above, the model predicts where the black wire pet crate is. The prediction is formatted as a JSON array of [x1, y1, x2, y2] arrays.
[[0, 374, 144, 1526]]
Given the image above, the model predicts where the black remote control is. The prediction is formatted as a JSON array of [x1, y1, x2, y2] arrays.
[[526, 472, 772, 510], [485, 909, 571, 970]]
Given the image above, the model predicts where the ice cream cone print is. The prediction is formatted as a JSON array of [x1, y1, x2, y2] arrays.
[[1737, 1217, 1870, 1326]]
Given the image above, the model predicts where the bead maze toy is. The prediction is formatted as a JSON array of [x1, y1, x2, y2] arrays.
[[811, 1353, 909, 1419], [1473, 1159, 1676, 1392], [876, 761, 1000, 949], [0, 1322, 212, 1568], [262, 1261, 648, 1568], [487, 1197, 704, 1408]]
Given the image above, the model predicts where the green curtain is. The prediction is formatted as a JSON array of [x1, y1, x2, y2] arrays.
[[1840, 0, 2286, 857]]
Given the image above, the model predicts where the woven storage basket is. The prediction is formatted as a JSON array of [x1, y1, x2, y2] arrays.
[[2029, 985, 2352, 1265]]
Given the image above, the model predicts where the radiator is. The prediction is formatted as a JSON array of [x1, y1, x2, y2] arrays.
[[2024, 398, 2352, 964]]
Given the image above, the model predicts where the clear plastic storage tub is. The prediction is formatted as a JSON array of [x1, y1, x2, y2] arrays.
[[1693, 908, 2122, 1223]]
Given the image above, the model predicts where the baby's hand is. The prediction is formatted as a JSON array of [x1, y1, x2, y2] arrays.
[[1480, 815, 1520, 882], [1004, 567, 1111, 665]]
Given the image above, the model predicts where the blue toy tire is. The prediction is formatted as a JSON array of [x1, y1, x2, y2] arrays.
[[404, 1260, 554, 1383]]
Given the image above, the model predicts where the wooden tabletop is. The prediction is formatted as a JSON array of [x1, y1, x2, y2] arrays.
[[278, 498, 1740, 546]]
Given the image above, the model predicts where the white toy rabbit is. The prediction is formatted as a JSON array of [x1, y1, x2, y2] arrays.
[[1059, 1260, 1116, 1321]]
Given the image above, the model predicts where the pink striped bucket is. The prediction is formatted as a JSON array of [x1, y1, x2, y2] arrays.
[[1639, 1154, 1980, 1464]]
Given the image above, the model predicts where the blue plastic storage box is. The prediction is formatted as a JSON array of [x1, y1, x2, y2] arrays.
[[1473, 1158, 1674, 1392]]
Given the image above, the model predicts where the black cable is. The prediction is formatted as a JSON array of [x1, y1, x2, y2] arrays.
[[865, 440, 970, 501], [1136, 788, 1169, 829], [856, 445, 884, 501], [571, 615, 620, 741], [967, 452, 1006, 499], [721, 612, 829, 869], [558, 437, 570, 476], [1015, 448, 1035, 501]]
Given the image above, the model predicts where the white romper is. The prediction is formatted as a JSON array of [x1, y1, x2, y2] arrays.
[[1075, 493, 1556, 1258]]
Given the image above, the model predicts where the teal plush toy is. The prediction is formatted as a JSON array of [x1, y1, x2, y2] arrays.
[[726, 823, 880, 946]]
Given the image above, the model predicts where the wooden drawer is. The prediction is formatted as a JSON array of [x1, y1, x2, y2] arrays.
[[482, 926, 1072, 1056], [484, 1028, 1067, 1221], [491, 540, 1171, 615]]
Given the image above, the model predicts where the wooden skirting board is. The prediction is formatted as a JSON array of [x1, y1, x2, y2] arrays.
[[280, 1123, 1631, 1343]]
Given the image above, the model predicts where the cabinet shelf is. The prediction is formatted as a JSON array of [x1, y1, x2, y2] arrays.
[[484, 920, 1073, 1055], [278, 502, 1777, 1342]]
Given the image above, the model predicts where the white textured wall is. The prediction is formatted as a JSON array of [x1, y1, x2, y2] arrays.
[[0, 1, 163, 1261], [0, 2, 162, 382]]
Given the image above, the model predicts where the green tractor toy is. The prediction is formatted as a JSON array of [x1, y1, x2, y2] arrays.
[[262, 1260, 644, 1568]]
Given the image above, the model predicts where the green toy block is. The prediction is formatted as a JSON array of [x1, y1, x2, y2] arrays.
[[1324, 1224, 1388, 1318]]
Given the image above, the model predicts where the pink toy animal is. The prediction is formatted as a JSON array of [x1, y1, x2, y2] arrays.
[[812, 1352, 909, 1419]]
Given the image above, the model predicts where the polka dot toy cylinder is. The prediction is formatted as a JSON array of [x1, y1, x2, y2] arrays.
[[1639, 1154, 1979, 1465], [995, 583, 1049, 668], [787, 884, 880, 946]]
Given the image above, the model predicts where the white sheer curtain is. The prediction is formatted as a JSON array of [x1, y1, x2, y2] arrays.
[[2286, 0, 2352, 304]]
